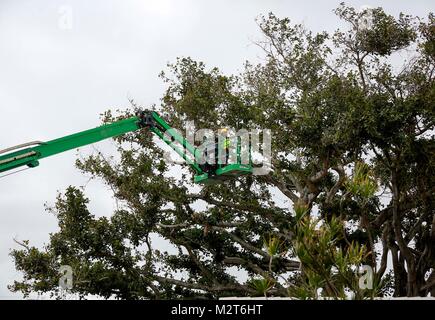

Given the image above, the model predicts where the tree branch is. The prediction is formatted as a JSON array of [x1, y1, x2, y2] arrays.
[[260, 174, 299, 203], [325, 165, 346, 203], [154, 275, 255, 294], [212, 226, 269, 259]]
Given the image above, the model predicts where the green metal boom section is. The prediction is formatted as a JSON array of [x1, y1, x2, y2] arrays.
[[0, 111, 252, 184]]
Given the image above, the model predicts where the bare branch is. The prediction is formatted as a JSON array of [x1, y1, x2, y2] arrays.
[[154, 275, 255, 294], [325, 165, 346, 203]]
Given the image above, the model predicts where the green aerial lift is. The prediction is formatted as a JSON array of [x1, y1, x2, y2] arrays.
[[0, 110, 253, 184]]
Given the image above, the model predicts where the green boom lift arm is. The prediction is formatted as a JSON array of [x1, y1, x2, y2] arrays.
[[0, 110, 252, 184]]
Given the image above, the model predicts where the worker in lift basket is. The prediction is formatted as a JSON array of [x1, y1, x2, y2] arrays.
[[218, 128, 231, 166], [200, 128, 231, 176]]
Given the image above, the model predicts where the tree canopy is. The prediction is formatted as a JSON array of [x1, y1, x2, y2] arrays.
[[10, 4, 434, 299]]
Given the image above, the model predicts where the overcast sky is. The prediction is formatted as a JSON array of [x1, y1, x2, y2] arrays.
[[0, 0, 433, 299]]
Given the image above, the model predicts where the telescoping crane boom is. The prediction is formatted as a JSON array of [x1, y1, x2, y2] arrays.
[[0, 110, 253, 184]]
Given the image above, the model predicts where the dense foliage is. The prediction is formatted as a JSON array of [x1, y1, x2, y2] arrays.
[[10, 4, 434, 299]]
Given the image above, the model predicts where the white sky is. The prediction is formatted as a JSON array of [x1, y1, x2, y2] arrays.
[[0, 0, 433, 299]]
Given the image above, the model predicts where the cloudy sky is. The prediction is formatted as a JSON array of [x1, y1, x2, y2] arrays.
[[0, 0, 433, 299]]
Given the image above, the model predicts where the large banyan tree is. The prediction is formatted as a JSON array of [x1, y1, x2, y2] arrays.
[[10, 4, 434, 299]]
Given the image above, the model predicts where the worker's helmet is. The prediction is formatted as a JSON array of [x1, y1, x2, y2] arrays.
[[218, 127, 229, 135]]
